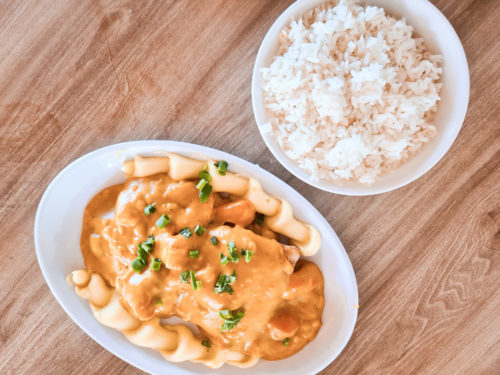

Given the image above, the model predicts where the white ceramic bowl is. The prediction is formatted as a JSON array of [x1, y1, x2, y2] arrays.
[[252, 0, 469, 195], [34, 140, 358, 375]]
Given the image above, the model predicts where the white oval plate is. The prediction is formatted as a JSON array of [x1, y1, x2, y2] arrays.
[[34, 140, 358, 375]]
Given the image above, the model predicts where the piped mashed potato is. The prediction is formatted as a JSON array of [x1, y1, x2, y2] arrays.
[[261, 0, 443, 184]]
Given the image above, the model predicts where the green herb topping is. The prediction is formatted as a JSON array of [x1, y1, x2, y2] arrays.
[[196, 169, 213, 203], [219, 309, 244, 332], [241, 249, 254, 263], [140, 234, 155, 253], [144, 203, 156, 216], [131, 257, 146, 272], [196, 178, 208, 191], [132, 235, 156, 272], [194, 225, 205, 236], [179, 228, 192, 239], [283, 337, 290, 346], [156, 214, 170, 228], [216, 160, 228, 176], [137, 243, 148, 261], [220, 253, 229, 265], [199, 170, 211, 182], [189, 250, 199, 258], [214, 271, 237, 295], [150, 258, 162, 271], [180, 271, 189, 284], [226, 241, 240, 263], [210, 236, 219, 245], [199, 183, 212, 203], [189, 269, 202, 290]]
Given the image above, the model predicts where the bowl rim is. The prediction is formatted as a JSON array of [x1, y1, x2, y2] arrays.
[[34, 140, 359, 375], [251, 0, 470, 196]]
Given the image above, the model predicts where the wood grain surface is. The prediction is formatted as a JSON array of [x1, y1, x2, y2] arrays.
[[1, 0, 499, 374]]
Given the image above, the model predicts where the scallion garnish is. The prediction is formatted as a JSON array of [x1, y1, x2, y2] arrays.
[[144, 203, 156, 216], [196, 168, 213, 203], [156, 214, 170, 228], [147, 234, 155, 244], [214, 271, 237, 295], [156, 298, 163, 306], [201, 339, 211, 350], [216, 160, 228, 176], [198, 170, 211, 182], [139, 234, 155, 253], [180, 270, 189, 284], [189, 250, 199, 258], [199, 183, 212, 203], [189, 270, 202, 290], [180, 228, 192, 239], [196, 178, 208, 191], [210, 236, 219, 245], [137, 243, 148, 261], [219, 309, 244, 332], [150, 258, 162, 271], [283, 337, 290, 346], [131, 257, 146, 272], [140, 242, 152, 253], [194, 225, 205, 236], [220, 253, 229, 265], [241, 249, 254, 263], [226, 241, 240, 263]]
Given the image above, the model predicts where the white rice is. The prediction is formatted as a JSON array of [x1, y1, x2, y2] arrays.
[[261, 0, 443, 184]]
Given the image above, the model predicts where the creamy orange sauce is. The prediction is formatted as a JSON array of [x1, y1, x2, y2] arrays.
[[81, 173, 324, 360]]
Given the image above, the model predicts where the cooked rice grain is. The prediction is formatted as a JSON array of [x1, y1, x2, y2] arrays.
[[261, 0, 443, 184]]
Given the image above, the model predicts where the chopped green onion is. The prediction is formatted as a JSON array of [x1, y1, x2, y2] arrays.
[[144, 203, 156, 216], [210, 236, 219, 245], [216, 160, 228, 176], [220, 253, 229, 265], [199, 170, 211, 182], [283, 338, 290, 346], [180, 270, 189, 284], [254, 213, 265, 226], [214, 271, 237, 295], [156, 298, 163, 306], [219, 309, 244, 332], [139, 234, 155, 254], [150, 258, 162, 271], [147, 234, 155, 244], [226, 241, 240, 263], [131, 257, 146, 272], [189, 270, 202, 290], [201, 339, 211, 350], [156, 214, 170, 228], [180, 228, 192, 239], [137, 243, 148, 261], [140, 242, 152, 253], [241, 249, 254, 263], [199, 183, 212, 203], [196, 178, 208, 191], [196, 168, 213, 203], [194, 225, 205, 236], [189, 250, 199, 258], [203, 164, 208, 171]]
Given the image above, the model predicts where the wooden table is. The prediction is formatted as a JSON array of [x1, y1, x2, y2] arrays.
[[1, 0, 499, 374]]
